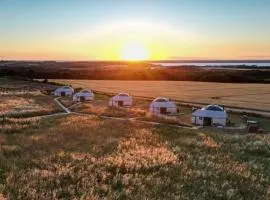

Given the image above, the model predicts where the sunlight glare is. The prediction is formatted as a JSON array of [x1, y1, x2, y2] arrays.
[[120, 42, 149, 61]]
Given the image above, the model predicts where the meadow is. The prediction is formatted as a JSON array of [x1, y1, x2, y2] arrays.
[[52, 79, 270, 112], [0, 78, 270, 199], [0, 93, 61, 118], [0, 78, 61, 118], [0, 114, 270, 199]]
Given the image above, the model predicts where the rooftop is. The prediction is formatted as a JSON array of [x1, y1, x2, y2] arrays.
[[202, 105, 224, 112]]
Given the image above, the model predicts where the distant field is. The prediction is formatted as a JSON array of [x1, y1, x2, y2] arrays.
[[52, 80, 270, 111]]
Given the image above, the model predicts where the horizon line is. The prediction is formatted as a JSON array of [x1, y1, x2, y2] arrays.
[[1, 59, 270, 63]]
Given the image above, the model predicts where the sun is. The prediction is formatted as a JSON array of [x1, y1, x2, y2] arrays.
[[120, 42, 149, 61]]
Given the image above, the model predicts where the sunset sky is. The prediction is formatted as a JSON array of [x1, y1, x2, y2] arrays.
[[1, 0, 270, 61]]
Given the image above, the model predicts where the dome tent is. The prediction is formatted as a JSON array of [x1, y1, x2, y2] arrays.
[[73, 89, 94, 102], [109, 93, 132, 107], [191, 105, 227, 126], [54, 86, 74, 97], [149, 97, 177, 115]]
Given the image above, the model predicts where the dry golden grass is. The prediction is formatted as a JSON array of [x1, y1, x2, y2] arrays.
[[72, 93, 252, 128], [53, 79, 270, 111], [0, 117, 40, 133], [71, 93, 190, 126], [0, 92, 61, 117], [71, 93, 148, 118], [0, 115, 269, 199], [0, 80, 57, 122], [72, 103, 147, 118], [0, 78, 269, 199]]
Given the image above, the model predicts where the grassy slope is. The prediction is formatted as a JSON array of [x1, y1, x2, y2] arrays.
[[0, 115, 269, 199]]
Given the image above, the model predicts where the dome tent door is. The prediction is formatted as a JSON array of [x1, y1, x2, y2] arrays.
[[61, 92, 65, 96], [118, 101, 123, 107], [80, 96, 85, 102], [160, 107, 167, 114], [203, 117, 212, 126]]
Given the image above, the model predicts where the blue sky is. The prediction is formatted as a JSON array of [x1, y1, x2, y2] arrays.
[[1, 0, 270, 60]]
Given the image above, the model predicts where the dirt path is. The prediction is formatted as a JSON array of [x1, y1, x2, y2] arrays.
[[40, 112, 70, 118], [54, 97, 71, 114]]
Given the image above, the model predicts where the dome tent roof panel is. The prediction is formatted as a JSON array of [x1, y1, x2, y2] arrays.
[[118, 93, 129, 97], [202, 105, 224, 112], [153, 97, 170, 103]]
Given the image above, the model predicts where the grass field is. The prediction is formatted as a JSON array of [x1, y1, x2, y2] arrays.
[[52, 80, 270, 112], [1, 78, 270, 199], [71, 93, 148, 117], [0, 79, 61, 118], [0, 115, 270, 199], [0, 93, 61, 117]]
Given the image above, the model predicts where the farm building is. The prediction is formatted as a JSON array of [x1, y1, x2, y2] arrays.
[[109, 93, 132, 107], [149, 97, 177, 115], [191, 105, 227, 126], [73, 89, 94, 102], [54, 86, 74, 96]]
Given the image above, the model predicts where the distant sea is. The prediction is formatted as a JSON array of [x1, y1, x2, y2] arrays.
[[152, 62, 270, 67]]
